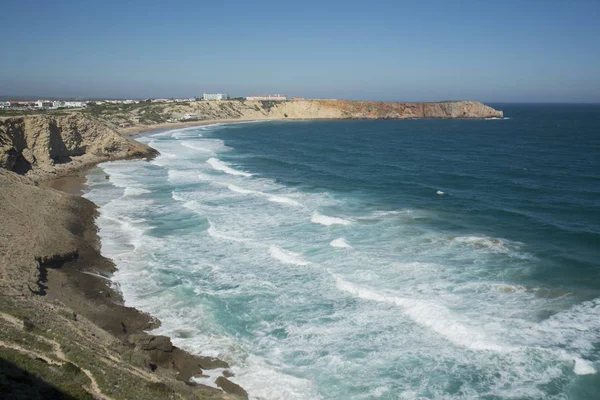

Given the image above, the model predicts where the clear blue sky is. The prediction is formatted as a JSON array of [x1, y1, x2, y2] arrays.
[[1, 0, 599, 102]]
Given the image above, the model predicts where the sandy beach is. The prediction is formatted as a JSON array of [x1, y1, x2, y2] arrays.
[[119, 118, 270, 137]]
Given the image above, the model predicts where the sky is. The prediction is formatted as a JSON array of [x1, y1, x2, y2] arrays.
[[1, 0, 599, 102]]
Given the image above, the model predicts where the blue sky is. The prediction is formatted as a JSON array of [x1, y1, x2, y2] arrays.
[[1, 0, 599, 102]]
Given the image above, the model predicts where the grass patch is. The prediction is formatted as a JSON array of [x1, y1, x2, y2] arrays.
[[0, 348, 94, 399]]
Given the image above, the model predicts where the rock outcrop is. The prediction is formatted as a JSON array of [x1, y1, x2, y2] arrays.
[[0, 116, 243, 399], [0, 113, 157, 181], [161, 99, 503, 121], [88, 99, 503, 133], [0, 167, 244, 399]]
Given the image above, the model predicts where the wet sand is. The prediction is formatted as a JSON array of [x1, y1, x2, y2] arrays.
[[42, 175, 89, 195], [119, 118, 266, 137]]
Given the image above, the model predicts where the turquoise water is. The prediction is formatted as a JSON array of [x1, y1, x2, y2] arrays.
[[84, 104, 600, 399]]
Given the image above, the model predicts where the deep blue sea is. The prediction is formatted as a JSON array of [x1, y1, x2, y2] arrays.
[[84, 104, 600, 399]]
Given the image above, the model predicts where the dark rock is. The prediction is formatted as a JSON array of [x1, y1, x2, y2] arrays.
[[23, 318, 35, 331], [216, 376, 248, 399], [120, 322, 127, 334], [171, 347, 228, 382], [129, 334, 173, 352], [149, 363, 157, 372], [223, 370, 234, 378]]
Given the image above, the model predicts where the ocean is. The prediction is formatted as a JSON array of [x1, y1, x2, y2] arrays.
[[84, 104, 600, 399]]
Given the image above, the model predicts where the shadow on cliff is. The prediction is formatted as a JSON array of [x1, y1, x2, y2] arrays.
[[0, 358, 79, 400], [48, 121, 86, 165]]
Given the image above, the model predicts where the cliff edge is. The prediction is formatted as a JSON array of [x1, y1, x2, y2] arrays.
[[0, 114, 246, 399], [80, 99, 503, 133], [0, 113, 158, 181]]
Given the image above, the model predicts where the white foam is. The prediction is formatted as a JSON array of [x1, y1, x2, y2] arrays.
[[170, 126, 204, 139], [332, 273, 509, 352], [453, 235, 514, 254], [330, 238, 352, 249], [180, 141, 216, 153], [574, 358, 596, 375], [191, 368, 230, 389], [267, 195, 301, 207], [228, 184, 257, 195], [123, 187, 151, 197], [168, 169, 201, 184], [207, 221, 246, 243], [207, 158, 252, 177], [228, 185, 302, 207], [269, 245, 309, 266], [311, 212, 352, 226], [233, 355, 323, 400]]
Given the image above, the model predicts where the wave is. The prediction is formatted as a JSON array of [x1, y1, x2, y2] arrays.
[[168, 169, 202, 184], [451, 235, 532, 259], [332, 273, 597, 375], [207, 221, 247, 243], [98, 214, 148, 251], [227, 184, 257, 195], [332, 273, 508, 352], [228, 184, 302, 207], [206, 158, 252, 177], [453, 235, 510, 252], [269, 245, 309, 266], [330, 238, 352, 249], [123, 187, 151, 197], [311, 212, 352, 226], [267, 196, 302, 207], [180, 141, 216, 153]]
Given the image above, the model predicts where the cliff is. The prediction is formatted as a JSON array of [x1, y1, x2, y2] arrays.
[[0, 114, 246, 398], [0, 171, 245, 399], [83, 100, 503, 132], [0, 113, 158, 181]]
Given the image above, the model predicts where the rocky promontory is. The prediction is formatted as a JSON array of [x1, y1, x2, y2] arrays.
[[0, 115, 245, 399], [77, 99, 503, 134], [0, 113, 157, 181]]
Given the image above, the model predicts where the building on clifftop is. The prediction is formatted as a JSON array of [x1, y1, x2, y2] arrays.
[[246, 94, 287, 101], [203, 93, 228, 101]]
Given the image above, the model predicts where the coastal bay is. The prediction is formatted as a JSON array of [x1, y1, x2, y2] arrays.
[[84, 105, 600, 399], [0, 100, 513, 399]]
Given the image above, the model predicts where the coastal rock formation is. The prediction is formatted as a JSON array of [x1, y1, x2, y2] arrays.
[[159, 99, 503, 122], [84, 99, 503, 133], [0, 168, 244, 399], [0, 113, 157, 181]]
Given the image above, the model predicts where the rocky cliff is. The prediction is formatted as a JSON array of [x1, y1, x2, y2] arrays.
[[0, 113, 157, 181], [0, 169, 245, 399], [86, 100, 503, 132], [164, 99, 503, 121]]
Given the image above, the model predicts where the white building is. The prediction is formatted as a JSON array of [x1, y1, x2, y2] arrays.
[[36, 100, 54, 108], [203, 93, 228, 101], [182, 114, 198, 120], [0, 101, 10, 108], [246, 94, 286, 101], [64, 101, 85, 108]]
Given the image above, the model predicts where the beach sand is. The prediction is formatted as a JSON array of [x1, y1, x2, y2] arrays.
[[41, 174, 88, 195], [119, 118, 267, 136]]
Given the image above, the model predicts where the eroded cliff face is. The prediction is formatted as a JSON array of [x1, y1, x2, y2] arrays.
[[0, 113, 157, 181], [156, 99, 503, 122], [0, 168, 245, 400]]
